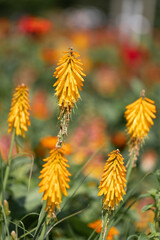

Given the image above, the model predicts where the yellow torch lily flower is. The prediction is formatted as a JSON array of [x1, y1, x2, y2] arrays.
[[8, 84, 31, 137], [53, 48, 85, 115], [125, 94, 156, 140], [39, 148, 71, 217], [98, 149, 127, 210]]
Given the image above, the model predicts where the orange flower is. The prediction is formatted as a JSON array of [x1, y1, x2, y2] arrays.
[[94, 66, 120, 96], [41, 48, 59, 64], [53, 48, 85, 114], [98, 150, 127, 210], [69, 116, 107, 165], [88, 219, 102, 233], [40, 136, 72, 155], [131, 197, 155, 233], [71, 32, 89, 50], [0, 18, 10, 37], [39, 148, 71, 216], [8, 84, 31, 137], [83, 156, 104, 179], [88, 220, 119, 239], [111, 131, 127, 150], [135, 210, 154, 232], [107, 227, 119, 240], [31, 90, 50, 120], [125, 94, 156, 140]]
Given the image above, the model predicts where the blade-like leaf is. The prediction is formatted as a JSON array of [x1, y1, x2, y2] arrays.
[[43, 206, 89, 239]]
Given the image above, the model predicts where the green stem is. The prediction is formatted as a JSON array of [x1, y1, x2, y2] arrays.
[[0, 222, 2, 239], [126, 153, 134, 183], [8, 128, 16, 165], [39, 221, 46, 240], [33, 202, 47, 240], [0, 129, 15, 239], [3, 129, 16, 193], [56, 111, 68, 148], [43, 206, 88, 239], [99, 211, 109, 240], [0, 202, 10, 238]]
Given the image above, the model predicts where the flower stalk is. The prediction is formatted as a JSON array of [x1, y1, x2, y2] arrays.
[[1, 129, 15, 201], [7, 128, 16, 166], [37, 48, 85, 239], [56, 110, 69, 148], [126, 152, 135, 182], [38, 221, 46, 240], [99, 210, 109, 240]]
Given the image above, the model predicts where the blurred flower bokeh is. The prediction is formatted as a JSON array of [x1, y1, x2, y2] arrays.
[[0, 1, 160, 239]]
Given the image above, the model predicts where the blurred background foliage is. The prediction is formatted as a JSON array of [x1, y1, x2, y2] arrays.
[[0, 0, 160, 239], [0, 0, 110, 16]]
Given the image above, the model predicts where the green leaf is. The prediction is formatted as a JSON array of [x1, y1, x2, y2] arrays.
[[154, 170, 160, 184], [24, 188, 42, 211], [127, 235, 138, 240], [10, 184, 41, 213], [0, 202, 10, 238], [148, 222, 156, 233], [141, 204, 155, 212], [148, 189, 157, 197], [43, 206, 89, 239], [137, 233, 148, 240], [139, 193, 151, 199]]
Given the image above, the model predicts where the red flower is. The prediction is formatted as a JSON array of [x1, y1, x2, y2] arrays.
[[18, 16, 52, 35], [121, 43, 148, 69]]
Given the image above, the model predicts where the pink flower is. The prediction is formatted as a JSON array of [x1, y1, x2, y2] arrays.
[[0, 135, 16, 161]]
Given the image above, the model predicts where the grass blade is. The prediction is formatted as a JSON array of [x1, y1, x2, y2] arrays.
[[43, 205, 89, 239]]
